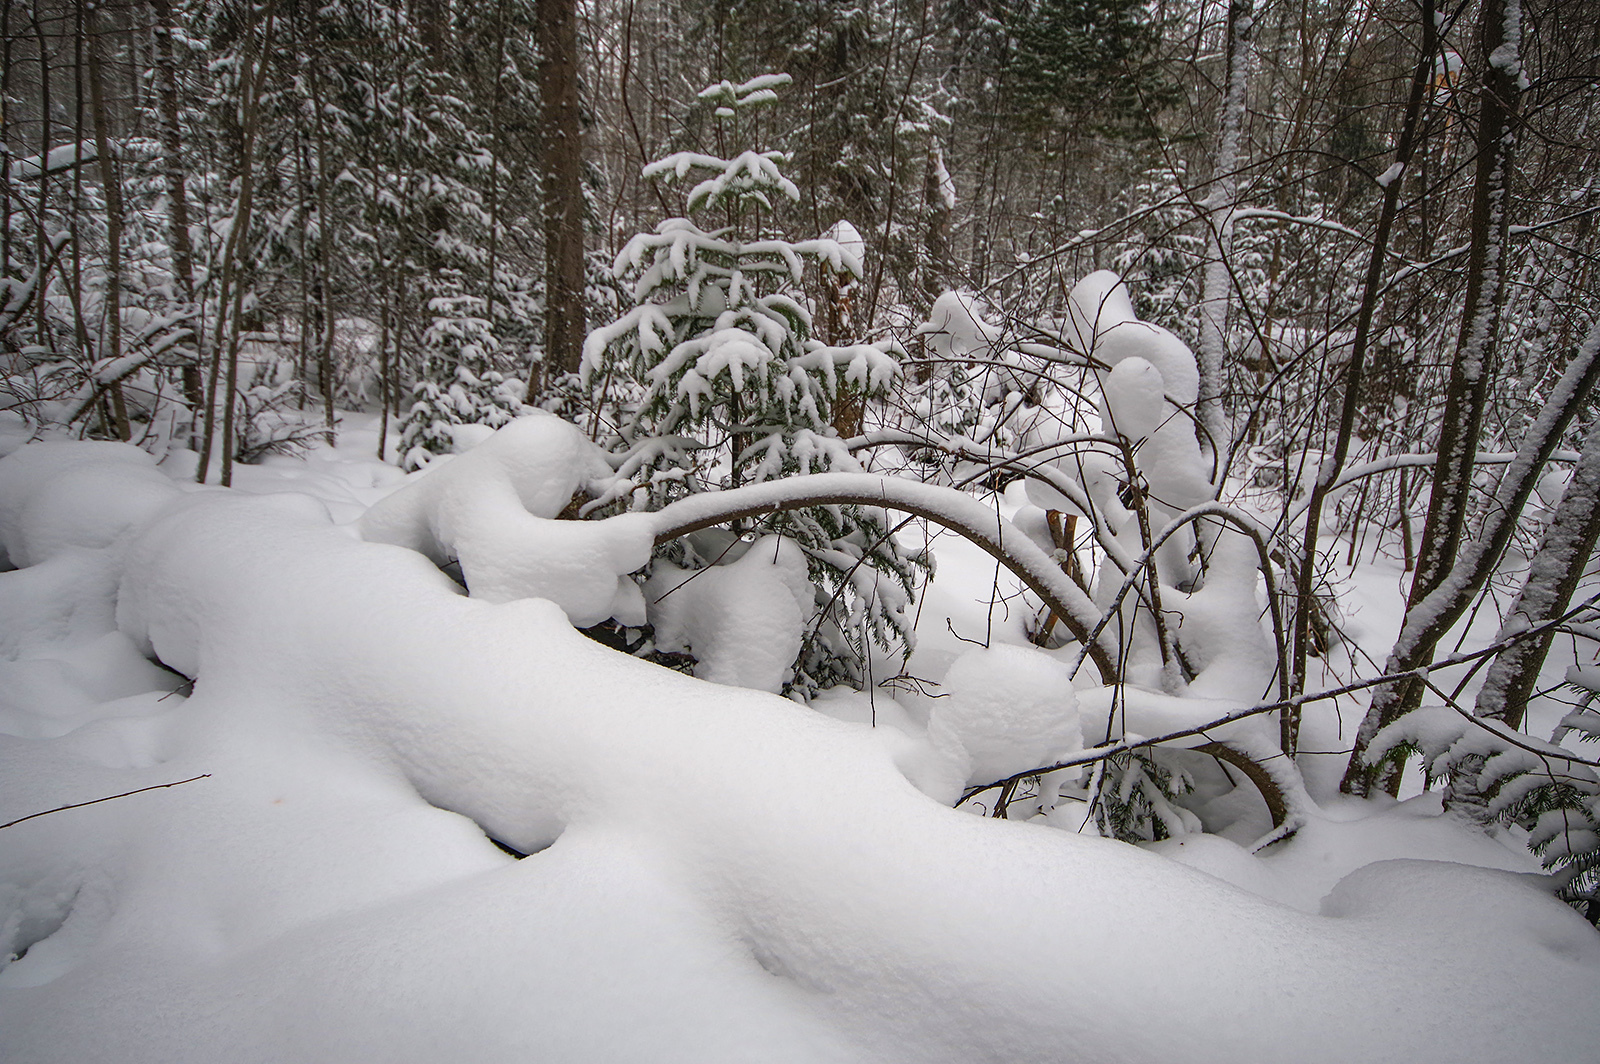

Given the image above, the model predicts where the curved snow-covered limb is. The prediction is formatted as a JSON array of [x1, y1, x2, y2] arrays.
[[842, 428, 1139, 574], [63, 487, 1600, 1064], [645, 472, 1118, 683], [1282, 448, 1581, 524], [1194, 742, 1289, 831]]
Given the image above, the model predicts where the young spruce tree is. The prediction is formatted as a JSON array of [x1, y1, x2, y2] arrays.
[[583, 74, 920, 695]]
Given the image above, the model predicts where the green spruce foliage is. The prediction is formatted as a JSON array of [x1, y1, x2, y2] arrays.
[[583, 75, 922, 695]]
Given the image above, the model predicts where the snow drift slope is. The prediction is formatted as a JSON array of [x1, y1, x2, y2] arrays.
[[2, 441, 1598, 1062]]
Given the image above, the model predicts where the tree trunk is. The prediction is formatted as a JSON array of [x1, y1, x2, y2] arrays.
[[198, 2, 275, 484], [535, 0, 585, 387], [1343, 0, 1526, 795], [1195, 0, 1252, 460], [1, 2, 11, 279], [149, 0, 205, 425], [1409, 0, 1522, 610], [308, 55, 338, 445], [84, 2, 130, 441], [1475, 414, 1600, 729], [1342, 320, 1600, 795], [920, 140, 952, 309], [33, 3, 51, 348]]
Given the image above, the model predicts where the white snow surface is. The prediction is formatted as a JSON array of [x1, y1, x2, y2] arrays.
[[928, 643, 1082, 788], [646, 534, 813, 693], [2, 428, 1599, 1062], [359, 414, 655, 626]]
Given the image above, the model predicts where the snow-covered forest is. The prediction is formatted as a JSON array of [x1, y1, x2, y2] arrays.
[[3, 0, 1599, 1059]]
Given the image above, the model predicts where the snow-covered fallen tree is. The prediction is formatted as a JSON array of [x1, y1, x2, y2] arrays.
[[2, 430, 1599, 1063]]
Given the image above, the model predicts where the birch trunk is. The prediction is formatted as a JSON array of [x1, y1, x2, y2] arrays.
[[1195, 0, 1252, 459], [1475, 417, 1600, 729]]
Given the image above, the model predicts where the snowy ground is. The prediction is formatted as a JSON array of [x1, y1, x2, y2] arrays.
[[2, 412, 1598, 1063]]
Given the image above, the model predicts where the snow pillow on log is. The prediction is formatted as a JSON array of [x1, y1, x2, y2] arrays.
[[0, 442, 179, 568], [359, 415, 653, 627], [927, 643, 1082, 790], [644, 534, 813, 694]]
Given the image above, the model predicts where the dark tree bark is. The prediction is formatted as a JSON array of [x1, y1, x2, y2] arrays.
[[1, 2, 11, 279], [198, 2, 276, 485], [1287, 0, 1436, 751], [33, 2, 51, 348], [534, 0, 585, 386], [308, 55, 337, 445], [149, 0, 205, 422], [84, 1, 130, 440]]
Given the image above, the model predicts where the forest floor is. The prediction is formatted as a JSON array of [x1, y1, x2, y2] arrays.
[[1, 412, 1597, 1063]]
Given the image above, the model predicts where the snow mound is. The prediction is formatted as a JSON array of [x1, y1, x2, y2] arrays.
[[1175, 527, 1278, 701], [646, 534, 813, 693], [359, 414, 655, 626], [1102, 356, 1166, 440], [2, 438, 1599, 1064], [0, 442, 180, 567], [928, 643, 1082, 786]]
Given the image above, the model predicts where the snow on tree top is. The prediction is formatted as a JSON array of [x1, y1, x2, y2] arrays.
[[697, 72, 793, 111]]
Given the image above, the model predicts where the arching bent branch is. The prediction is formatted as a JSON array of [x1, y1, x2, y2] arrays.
[[1078, 502, 1289, 707], [647, 473, 1119, 683], [1194, 742, 1287, 829]]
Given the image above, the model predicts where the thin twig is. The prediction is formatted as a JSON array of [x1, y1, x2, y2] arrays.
[[0, 774, 211, 831]]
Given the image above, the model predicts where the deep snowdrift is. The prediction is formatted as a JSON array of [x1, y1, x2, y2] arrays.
[[2, 423, 1598, 1063]]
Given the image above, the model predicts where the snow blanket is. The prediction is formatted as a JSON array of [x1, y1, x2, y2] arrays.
[[2, 435, 1598, 1063]]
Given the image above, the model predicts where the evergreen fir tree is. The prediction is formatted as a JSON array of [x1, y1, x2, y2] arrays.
[[1004, 0, 1176, 145], [400, 293, 522, 471], [584, 74, 921, 694], [1110, 165, 1205, 345]]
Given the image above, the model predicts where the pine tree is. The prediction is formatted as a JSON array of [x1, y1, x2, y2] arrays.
[[1003, 0, 1176, 145], [399, 294, 522, 470], [584, 74, 920, 693]]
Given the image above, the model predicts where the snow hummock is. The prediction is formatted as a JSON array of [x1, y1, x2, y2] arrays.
[[0, 442, 180, 567], [646, 534, 813, 693], [1, 427, 1598, 1064], [927, 643, 1082, 788], [358, 414, 655, 626]]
